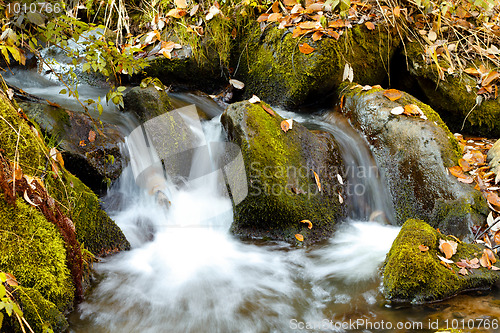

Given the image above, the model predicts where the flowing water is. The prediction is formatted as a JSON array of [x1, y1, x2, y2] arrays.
[[4, 69, 500, 333]]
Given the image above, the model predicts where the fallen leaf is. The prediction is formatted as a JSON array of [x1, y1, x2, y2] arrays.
[[6, 88, 14, 100], [457, 177, 474, 184], [312, 31, 323, 41], [464, 67, 481, 76], [437, 254, 454, 264], [419, 244, 429, 252], [298, 21, 319, 30], [166, 8, 187, 18], [46, 99, 62, 108], [338, 192, 343, 203], [206, 5, 221, 20], [337, 174, 343, 185], [79, 140, 86, 147], [4, 272, 18, 286], [14, 166, 22, 180], [383, 89, 402, 101], [268, 12, 282, 22], [257, 14, 269, 22], [458, 267, 468, 275], [403, 104, 423, 116], [313, 170, 321, 192], [439, 239, 458, 259], [492, 265, 500, 271], [229, 79, 245, 90], [272, 0, 280, 13], [365, 21, 375, 30], [428, 30, 437, 41], [23, 190, 38, 206], [299, 43, 315, 55], [480, 251, 492, 268], [393, 6, 400, 17], [281, 119, 293, 132], [88, 130, 96, 143], [262, 104, 275, 117], [342, 63, 354, 82], [482, 70, 500, 87], [390, 106, 404, 115], [485, 248, 497, 264], [459, 158, 472, 172], [295, 233, 304, 241], [301, 219, 313, 229], [329, 19, 345, 28], [494, 229, 500, 243], [174, 0, 187, 9], [190, 4, 199, 16], [449, 166, 468, 179], [487, 192, 500, 208], [249, 95, 261, 103]]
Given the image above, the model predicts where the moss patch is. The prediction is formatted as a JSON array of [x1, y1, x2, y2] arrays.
[[383, 219, 499, 304], [237, 23, 400, 107]]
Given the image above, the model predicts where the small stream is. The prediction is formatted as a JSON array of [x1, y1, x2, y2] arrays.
[[4, 68, 500, 333]]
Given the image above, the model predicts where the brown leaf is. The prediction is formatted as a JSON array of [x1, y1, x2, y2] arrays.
[[14, 166, 22, 180], [257, 14, 269, 22], [46, 99, 62, 108], [326, 29, 340, 40], [88, 130, 96, 143], [494, 230, 500, 244], [190, 4, 199, 16], [329, 19, 345, 28], [4, 272, 18, 286], [295, 233, 304, 241], [383, 89, 402, 101], [166, 8, 187, 18], [480, 252, 492, 268], [449, 166, 468, 179], [292, 27, 305, 38], [301, 219, 313, 229], [403, 104, 422, 116], [272, 0, 280, 13], [313, 170, 321, 192], [261, 104, 275, 117], [174, 0, 187, 9], [393, 6, 401, 17], [299, 43, 315, 55], [464, 67, 481, 76], [482, 70, 500, 87], [419, 244, 429, 252], [365, 21, 375, 30], [485, 248, 497, 264], [280, 119, 293, 132], [298, 21, 319, 30], [79, 140, 86, 147], [458, 267, 468, 275], [459, 158, 472, 172], [268, 12, 282, 22], [283, 0, 297, 6]]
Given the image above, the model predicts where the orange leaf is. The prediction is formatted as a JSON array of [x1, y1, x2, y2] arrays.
[[494, 230, 500, 244], [257, 14, 269, 22], [281, 120, 290, 132], [312, 31, 323, 41], [299, 43, 315, 55], [486, 192, 500, 207], [439, 239, 457, 259], [295, 233, 304, 241], [268, 12, 282, 22], [88, 130, 96, 143], [261, 104, 275, 117], [383, 89, 402, 101], [166, 8, 187, 18], [298, 21, 319, 30], [46, 99, 62, 108], [14, 166, 22, 180], [326, 29, 340, 40], [449, 166, 467, 179], [365, 21, 375, 30], [272, 0, 280, 13], [283, 0, 297, 6], [464, 67, 481, 76], [292, 27, 305, 38], [301, 219, 313, 229], [79, 140, 86, 147], [480, 252, 492, 268], [459, 158, 472, 172], [485, 248, 497, 264], [329, 19, 345, 28], [419, 244, 429, 252], [482, 70, 500, 87], [393, 6, 401, 17], [313, 170, 321, 192]]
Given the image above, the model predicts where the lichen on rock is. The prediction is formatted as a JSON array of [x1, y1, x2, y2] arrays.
[[383, 219, 499, 304]]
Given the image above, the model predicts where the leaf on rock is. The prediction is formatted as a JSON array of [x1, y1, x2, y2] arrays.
[[312, 31, 323, 41], [459, 158, 472, 172], [485, 248, 497, 264], [262, 104, 275, 117], [295, 233, 304, 241], [482, 70, 500, 87], [299, 43, 315, 55], [257, 14, 269, 22], [313, 170, 321, 192], [383, 89, 402, 101], [390, 106, 404, 115], [338, 192, 343, 204], [79, 140, 86, 147], [437, 254, 454, 264], [280, 119, 293, 132], [88, 130, 96, 143], [337, 174, 343, 185], [458, 267, 468, 275], [480, 251, 492, 269], [449, 166, 468, 179], [403, 104, 422, 116], [419, 244, 429, 252], [301, 219, 313, 229], [365, 21, 375, 30], [249, 95, 261, 103], [439, 239, 457, 259], [229, 79, 245, 90], [342, 63, 354, 82], [486, 192, 500, 208]]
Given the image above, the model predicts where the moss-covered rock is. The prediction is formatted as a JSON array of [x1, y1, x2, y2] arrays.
[[403, 41, 500, 137], [123, 85, 173, 123], [334, 83, 488, 237], [221, 101, 346, 243], [17, 100, 124, 194], [383, 219, 500, 304], [235, 22, 400, 107]]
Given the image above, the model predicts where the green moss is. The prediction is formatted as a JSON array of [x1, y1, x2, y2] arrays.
[[238, 23, 400, 107], [12, 286, 68, 333], [383, 219, 499, 304], [0, 197, 74, 309]]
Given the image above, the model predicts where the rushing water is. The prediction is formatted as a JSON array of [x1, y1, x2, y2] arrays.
[[5, 69, 500, 333]]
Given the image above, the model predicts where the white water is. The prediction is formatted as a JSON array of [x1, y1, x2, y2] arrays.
[[73, 115, 402, 333]]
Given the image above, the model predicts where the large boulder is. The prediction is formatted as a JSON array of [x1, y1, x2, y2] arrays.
[[122, 85, 173, 123], [332, 84, 488, 237], [18, 100, 124, 194], [221, 101, 347, 244], [235, 22, 400, 108], [401, 41, 500, 137], [383, 219, 499, 304], [0, 89, 129, 331]]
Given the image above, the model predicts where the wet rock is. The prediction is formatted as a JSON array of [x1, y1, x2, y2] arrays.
[[221, 100, 347, 244], [123, 85, 173, 123], [18, 100, 124, 194], [488, 139, 500, 182], [235, 22, 400, 108], [332, 83, 488, 238], [383, 219, 499, 304], [401, 41, 500, 137]]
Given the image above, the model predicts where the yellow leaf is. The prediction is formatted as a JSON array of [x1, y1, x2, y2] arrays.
[[313, 170, 321, 192], [301, 219, 313, 229], [295, 233, 304, 241], [166, 8, 187, 18]]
